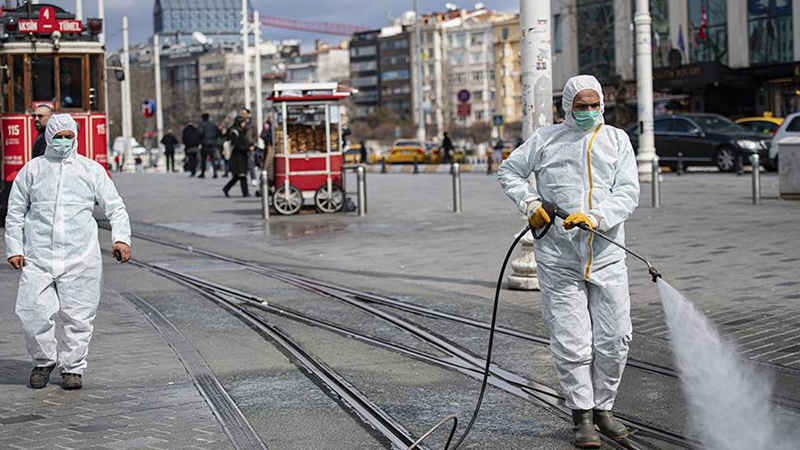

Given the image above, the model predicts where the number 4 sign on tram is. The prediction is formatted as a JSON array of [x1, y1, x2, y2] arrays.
[[18, 6, 83, 34]]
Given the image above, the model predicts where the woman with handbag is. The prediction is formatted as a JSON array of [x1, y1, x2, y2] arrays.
[[222, 116, 251, 197]]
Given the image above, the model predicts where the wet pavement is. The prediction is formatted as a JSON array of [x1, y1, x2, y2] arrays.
[[1, 167, 799, 449]]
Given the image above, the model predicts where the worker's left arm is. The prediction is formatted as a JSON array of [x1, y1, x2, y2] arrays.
[[95, 167, 132, 261], [589, 131, 640, 231]]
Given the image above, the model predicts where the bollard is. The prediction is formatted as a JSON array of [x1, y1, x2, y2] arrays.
[[677, 152, 684, 176], [356, 165, 367, 216], [487, 157, 493, 175], [652, 157, 661, 208], [750, 154, 761, 205], [381, 157, 387, 174], [413, 156, 419, 174], [736, 155, 744, 176], [260, 170, 270, 221], [452, 162, 462, 213]]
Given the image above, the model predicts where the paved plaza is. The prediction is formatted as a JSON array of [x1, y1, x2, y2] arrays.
[[1, 167, 799, 449]]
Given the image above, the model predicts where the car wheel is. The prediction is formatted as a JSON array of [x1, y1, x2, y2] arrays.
[[715, 146, 736, 172]]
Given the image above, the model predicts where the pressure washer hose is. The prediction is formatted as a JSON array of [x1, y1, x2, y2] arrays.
[[407, 226, 531, 450], [408, 203, 662, 449]]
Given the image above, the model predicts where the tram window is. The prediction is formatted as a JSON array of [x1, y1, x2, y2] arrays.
[[13, 55, 25, 113], [31, 57, 55, 108], [90, 55, 102, 111], [59, 58, 83, 109]]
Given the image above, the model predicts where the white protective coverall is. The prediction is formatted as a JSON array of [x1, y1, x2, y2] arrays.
[[497, 75, 639, 411], [4, 114, 131, 375]]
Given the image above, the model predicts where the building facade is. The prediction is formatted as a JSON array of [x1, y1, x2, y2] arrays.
[[153, 0, 250, 45], [493, 15, 522, 125], [378, 25, 413, 120], [349, 30, 381, 119]]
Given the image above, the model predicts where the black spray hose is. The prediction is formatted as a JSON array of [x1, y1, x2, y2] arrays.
[[407, 226, 531, 450]]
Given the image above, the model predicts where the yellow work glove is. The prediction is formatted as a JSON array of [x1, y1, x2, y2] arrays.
[[563, 213, 595, 230], [528, 205, 551, 229]]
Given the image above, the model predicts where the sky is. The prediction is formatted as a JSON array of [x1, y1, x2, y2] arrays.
[[39, 0, 521, 51]]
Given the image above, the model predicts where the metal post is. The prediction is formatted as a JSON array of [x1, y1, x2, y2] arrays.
[[677, 151, 684, 175], [154, 33, 163, 151], [121, 15, 133, 172], [736, 155, 744, 176], [99, 0, 109, 157], [413, 156, 419, 174], [356, 165, 367, 216], [634, 0, 656, 182], [241, 0, 251, 111], [486, 156, 492, 175], [254, 10, 264, 147], [652, 157, 661, 208], [261, 170, 270, 220], [413, 0, 425, 143], [519, 0, 552, 140], [750, 154, 761, 205], [381, 157, 387, 174], [452, 162, 462, 213], [75, 0, 82, 21]]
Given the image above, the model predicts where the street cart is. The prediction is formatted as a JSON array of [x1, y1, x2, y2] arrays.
[[269, 82, 350, 215]]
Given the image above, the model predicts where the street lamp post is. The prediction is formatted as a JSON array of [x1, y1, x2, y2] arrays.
[[154, 33, 164, 154], [634, 0, 656, 182], [413, 0, 426, 143], [254, 10, 264, 147], [122, 15, 133, 172], [241, 0, 251, 111]]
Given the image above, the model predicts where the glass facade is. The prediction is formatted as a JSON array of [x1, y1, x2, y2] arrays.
[[688, 0, 728, 64], [650, 0, 670, 68], [577, 0, 615, 83], [748, 0, 794, 65], [154, 0, 247, 42]]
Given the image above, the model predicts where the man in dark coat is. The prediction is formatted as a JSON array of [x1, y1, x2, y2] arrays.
[[161, 129, 179, 173], [31, 105, 53, 159], [198, 113, 219, 178], [442, 132, 454, 164], [222, 116, 250, 197], [182, 123, 202, 177]]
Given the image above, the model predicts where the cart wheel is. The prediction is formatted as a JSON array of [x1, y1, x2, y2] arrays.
[[314, 184, 344, 213], [274, 185, 303, 215]]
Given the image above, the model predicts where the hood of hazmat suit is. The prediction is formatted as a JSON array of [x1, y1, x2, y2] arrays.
[[497, 75, 639, 411], [4, 113, 131, 375]]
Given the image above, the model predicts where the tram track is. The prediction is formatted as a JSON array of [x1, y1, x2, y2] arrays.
[[116, 228, 707, 449]]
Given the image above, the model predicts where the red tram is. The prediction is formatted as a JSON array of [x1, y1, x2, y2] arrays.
[[0, 3, 107, 222]]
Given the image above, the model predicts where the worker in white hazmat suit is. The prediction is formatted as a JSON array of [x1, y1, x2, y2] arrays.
[[5, 114, 131, 391], [498, 75, 639, 448]]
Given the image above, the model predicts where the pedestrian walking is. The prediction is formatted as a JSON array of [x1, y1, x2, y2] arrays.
[[498, 75, 639, 448], [31, 104, 53, 159], [5, 114, 132, 391], [441, 132, 454, 164], [134, 155, 143, 173], [222, 116, 251, 197], [239, 108, 259, 185], [359, 140, 368, 165], [198, 113, 219, 178], [161, 129, 178, 173], [182, 123, 201, 177]]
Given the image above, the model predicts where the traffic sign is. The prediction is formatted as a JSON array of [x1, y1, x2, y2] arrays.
[[492, 114, 504, 126], [18, 6, 82, 35], [457, 103, 471, 118], [141, 99, 155, 118], [457, 89, 471, 103]]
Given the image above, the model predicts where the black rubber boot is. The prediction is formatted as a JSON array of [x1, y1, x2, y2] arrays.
[[61, 373, 82, 390], [29, 365, 55, 389], [593, 410, 628, 439], [572, 409, 601, 448]]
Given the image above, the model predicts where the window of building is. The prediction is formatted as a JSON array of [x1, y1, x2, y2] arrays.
[[650, 0, 670, 68], [382, 69, 410, 81], [489, 70, 495, 81], [577, 0, 615, 83], [451, 72, 467, 83], [476, 110, 485, 121], [382, 84, 410, 95], [452, 33, 466, 48], [471, 33, 484, 46], [352, 60, 377, 72], [472, 71, 484, 82], [351, 46, 377, 57], [501, 27, 509, 41], [449, 54, 466, 66], [470, 51, 484, 64], [748, 0, 794, 65], [472, 90, 483, 101], [553, 14, 563, 53], [688, 0, 727, 64], [352, 75, 378, 87], [380, 39, 409, 51]]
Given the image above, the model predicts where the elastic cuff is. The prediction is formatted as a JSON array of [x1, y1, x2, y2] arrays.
[[525, 199, 542, 217]]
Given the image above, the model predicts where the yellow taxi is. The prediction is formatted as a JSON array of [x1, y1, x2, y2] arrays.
[[426, 142, 467, 164], [344, 143, 364, 164], [735, 113, 784, 137], [386, 139, 426, 164]]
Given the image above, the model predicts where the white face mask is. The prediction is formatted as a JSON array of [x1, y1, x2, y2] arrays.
[[50, 137, 74, 157]]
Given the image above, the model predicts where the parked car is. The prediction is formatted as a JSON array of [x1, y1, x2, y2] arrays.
[[112, 136, 147, 156], [386, 139, 426, 164], [426, 141, 466, 164], [627, 114, 770, 172], [735, 113, 783, 138], [344, 143, 364, 164], [766, 111, 800, 171]]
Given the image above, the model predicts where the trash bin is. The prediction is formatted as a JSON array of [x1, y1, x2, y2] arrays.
[[778, 136, 800, 200]]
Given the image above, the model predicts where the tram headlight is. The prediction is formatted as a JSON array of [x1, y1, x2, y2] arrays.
[[4, 18, 18, 34], [51, 30, 62, 50], [88, 19, 103, 35]]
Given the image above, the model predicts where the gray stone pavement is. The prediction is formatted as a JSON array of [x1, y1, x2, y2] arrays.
[[2, 166, 799, 449], [0, 264, 233, 449]]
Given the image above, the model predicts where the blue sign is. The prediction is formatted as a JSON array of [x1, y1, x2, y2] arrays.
[[492, 114, 504, 126], [457, 89, 470, 103]]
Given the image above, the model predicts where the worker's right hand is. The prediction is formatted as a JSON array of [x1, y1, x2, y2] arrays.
[[7, 255, 25, 270], [528, 205, 552, 229]]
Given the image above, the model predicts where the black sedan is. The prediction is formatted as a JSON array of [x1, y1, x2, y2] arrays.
[[626, 114, 770, 172]]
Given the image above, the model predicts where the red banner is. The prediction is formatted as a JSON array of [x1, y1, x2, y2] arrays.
[[18, 6, 82, 35]]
